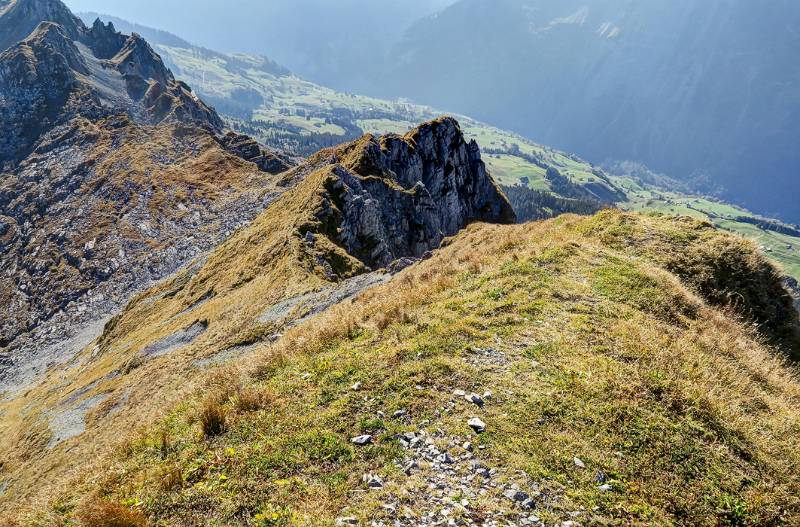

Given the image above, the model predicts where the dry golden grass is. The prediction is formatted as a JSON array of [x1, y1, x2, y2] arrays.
[[2, 173, 799, 527], [75, 499, 146, 527], [0, 154, 364, 516], [198, 398, 227, 438], [233, 387, 272, 414]]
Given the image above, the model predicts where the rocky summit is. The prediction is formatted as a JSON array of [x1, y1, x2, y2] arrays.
[[310, 116, 516, 269], [0, 9, 221, 164]]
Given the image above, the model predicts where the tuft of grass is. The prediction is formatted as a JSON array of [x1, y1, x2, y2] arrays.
[[158, 465, 183, 492], [199, 399, 227, 438], [234, 387, 271, 413], [76, 499, 146, 527], [157, 430, 172, 459]]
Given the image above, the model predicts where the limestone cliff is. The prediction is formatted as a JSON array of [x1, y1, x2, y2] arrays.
[[308, 117, 516, 269]]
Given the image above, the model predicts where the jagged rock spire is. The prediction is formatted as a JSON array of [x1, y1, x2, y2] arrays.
[[309, 117, 516, 269]]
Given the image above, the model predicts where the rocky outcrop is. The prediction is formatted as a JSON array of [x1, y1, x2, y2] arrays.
[[219, 132, 295, 175], [309, 117, 515, 269], [84, 17, 126, 59], [0, 22, 95, 163], [785, 276, 800, 314]]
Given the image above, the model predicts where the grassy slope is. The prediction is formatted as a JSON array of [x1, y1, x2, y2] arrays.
[[155, 46, 800, 281], [622, 188, 800, 280], [0, 156, 361, 513], [11, 211, 800, 527]]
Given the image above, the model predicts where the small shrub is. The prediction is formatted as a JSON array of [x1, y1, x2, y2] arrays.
[[115, 437, 136, 459], [199, 399, 227, 437], [374, 306, 413, 331], [717, 494, 749, 527], [76, 499, 146, 527]]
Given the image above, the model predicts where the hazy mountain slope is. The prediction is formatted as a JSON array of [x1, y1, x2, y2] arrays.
[[77, 11, 800, 284], [80, 14, 624, 197], [383, 0, 800, 223], [63, 11, 800, 283], [66, 0, 456, 92], [8, 209, 800, 525], [77, 10, 192, 48], [76, 12, 291, 78], [0, 0, 84, 51], [0, 117, 514, 515]]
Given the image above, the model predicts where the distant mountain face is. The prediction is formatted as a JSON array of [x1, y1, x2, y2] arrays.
[[75, 11, 290, 80], [379, 0, 800, 222], [65, 0, 456, 92], [77, 10, 193, 48]]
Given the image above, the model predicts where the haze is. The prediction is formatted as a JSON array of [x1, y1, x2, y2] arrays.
[[63, 0, 800, 222], [63, 0, 456, 90]]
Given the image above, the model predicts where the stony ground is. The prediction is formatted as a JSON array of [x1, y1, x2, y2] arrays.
[[331, 341, 595, 527]]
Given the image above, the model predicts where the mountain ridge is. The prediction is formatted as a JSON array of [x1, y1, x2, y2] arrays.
[[0, 0, 294, 388], [1, 3, 800, 525]]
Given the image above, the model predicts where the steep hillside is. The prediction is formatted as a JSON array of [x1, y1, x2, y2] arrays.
[[381, 0, 800, 224], [0, 117, 514, 516], [72, 0, 457, 93], [6, 207, 800, 526], [0, 0, 294, 389], [76, 14, 626, 200]]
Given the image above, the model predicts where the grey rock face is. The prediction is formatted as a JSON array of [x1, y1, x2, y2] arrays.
[[219, 131, 294, 175], [140, 320, 208, 359], [784, 276, 800, 314], [314, 117, 515, 269]]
